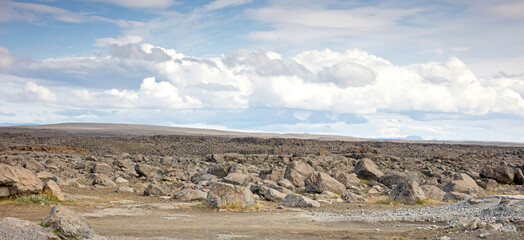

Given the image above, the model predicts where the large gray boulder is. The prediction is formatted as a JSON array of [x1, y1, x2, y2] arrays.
[[91, 163, 112, 175], [135, 164, 163, 179], [283, 193, 320, 208], [91, 173, 116, 188], [223, 172, 250, 186], [0, 217, 58, 240], [443, 173, 485, 196], [480, 165, 515, 184], [257, 185, 287, 201], [333, 172, 361, 189], [389, 180, 426, 204], [143, 183, 168, 196], [0, 164, 43, 196], [284, 161, 314, 187], [206, 182, 255, 208], [173, 188, 207, 201], [41, 205, 94, 239], [513, 168, 523, 185], [207, 163, 231, 178], [44, 180, 65, 201], [354, 158, 384, 181], [305, 172, 346, 194], [420, 184, 446, 201]]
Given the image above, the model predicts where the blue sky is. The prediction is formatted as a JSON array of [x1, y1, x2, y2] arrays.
[[1, 0, 524, 142]]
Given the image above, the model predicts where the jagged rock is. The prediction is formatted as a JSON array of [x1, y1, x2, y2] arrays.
[[0, 164, 43, 196], [173, 188, 207, 201], [477, 178, 498, 190], [44, 180, 65, 201], [0, 217, 58, 240], [513, 168, 524, 185], [420, 184, 445, 201], [36, 171, 57, 183], [223, 172, 250, 186], [41, 205, 94, 239], [207, 163, 231, 178], [443, 191, 472, 202], [91, 163, 112, 174], [206, 182, 255, 208], [305, 171, 346, 194], [135, 164, 163, 180], [443, 173, 485, 196], [191, 172, 217, 184], [333, 172, 360, 189], [256, 185, 286, 201], [144, 183, 168, 196], [480, 165, 515, 184], [91, 173, 116, 188], [284, 161, 314, 187], [116, 186, 134, 193], [341, 191, 366, 203], [354, 158, 384, 181], [283, 193, 320, 208], [379, 171, 418, 188], [389, 180, 426, 204]]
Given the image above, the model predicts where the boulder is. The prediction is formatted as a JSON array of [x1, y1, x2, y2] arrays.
[[420, 185, 445, 201], [283, 193, 320, 208], [191, 172, 217, 184], [115, 177, 129, 184], [41, 205, 94, 239], [284, 161, 314, 187], [135, 164, 163, 180], [206, 182, 255, 208], [259, 169, 284, 182], [443, 192, 473, 202], [36, 171, 58, 183], [257, 185, 286, 201], [0, 164, 43, 196], [173, 188, 207, 201], [223, 172, 250, 186], [480, 165, 515, 184], [207, 163, 231, 178], [354, 158, 384, 181], [379, 171, 418, 188], [43, 180, 65, 201], [91, 163, 112, 174], [91, 173, 116, 188], [333, 172, 360, 189], [305, 172, 346, 194], [116, 186, 134, 193], [389, 180, 426, 204], [0, 217, 58, 240], [443, 173, 485, 196], [341, 191, 366, 203], [476, 178, 498, 190], [143, 183, 168, 196]]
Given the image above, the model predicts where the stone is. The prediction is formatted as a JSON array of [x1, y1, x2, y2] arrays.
[[305, 171, 346, 194], [206, 182, 255, 208], [91, 163, 112, 174], [284, 161, 314, 187], [333, 172, 360, 189], [0, 164, 43, 195], [0, 217, 58, 240], [480, 165, 515, 184], [341, 191, 366, 203], [116, 186, 134, 193], [283, 193, 320, 208], [135, 164, 164, 180], [420, 185, 445, 201], [191, 172, 217, 184], [379, 171, 417, 188], [354, 158, 384, 181], [257, 185, 286, 201], [115, 177, 129, 184], [41, 205, 94, 239], [43, 180, 65, 201], [207, 163, 231, 178], [443, 173, 485, 196], [259, 169, 283, 182], [389, 180, 426, 204], [477, 178, 499, 190], [173, 188, 207, 201], [223, 172, 250, 186], [36, 171, 57, 183], [443, 191, 473, 202], [91, 173, 116, 188], [143, 183, 168, 196]]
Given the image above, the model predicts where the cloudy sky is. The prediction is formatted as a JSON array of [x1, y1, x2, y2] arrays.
[[1, 0, 524, 142]]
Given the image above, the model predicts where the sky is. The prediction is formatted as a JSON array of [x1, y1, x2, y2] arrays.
[[1, 0, 524, 142]]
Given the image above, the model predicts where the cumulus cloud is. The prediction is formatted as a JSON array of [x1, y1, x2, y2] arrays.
[[0, 46, 13, 69], [15, 82, 57, 103]]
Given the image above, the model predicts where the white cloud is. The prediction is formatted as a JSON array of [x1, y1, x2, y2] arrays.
[[95, 35, 143, 47], [23, 82, 57, 102], [90, 0, 177, 9], [0, 46, 13, 69], [202, 0, 253, 12]]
